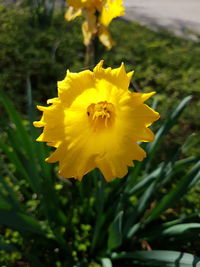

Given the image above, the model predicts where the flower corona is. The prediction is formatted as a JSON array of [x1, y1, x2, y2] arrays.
[[34, 61, 160, 182]]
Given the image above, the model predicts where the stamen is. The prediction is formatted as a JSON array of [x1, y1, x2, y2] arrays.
[[87, 101, 115, 130]]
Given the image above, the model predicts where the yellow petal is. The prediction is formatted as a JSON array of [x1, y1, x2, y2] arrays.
[[132, 104, 160, 127], [93, 60, 133, 92], [67, 0, 85, 9], [57, 69, 95, 106], [33, 121, 45, 128], [99, 0, 125, 27], [33, 101, 66, 146], [95, 137, 146, 181], [98, 25, 115, 50], [65, 6, 82, 21], [82, 20, 93, 45], [46, 117, 97, 180], [67, 0, 102, 10]]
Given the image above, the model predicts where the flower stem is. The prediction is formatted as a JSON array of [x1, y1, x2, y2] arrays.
[[85, 37, 95, 68]]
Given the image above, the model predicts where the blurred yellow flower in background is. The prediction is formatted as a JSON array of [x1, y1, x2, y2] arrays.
[[34, 61, 159, 182], [65, 0, 125, 49]]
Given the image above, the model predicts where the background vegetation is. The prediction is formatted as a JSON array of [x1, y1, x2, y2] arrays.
[[0, 2, 200, 266]]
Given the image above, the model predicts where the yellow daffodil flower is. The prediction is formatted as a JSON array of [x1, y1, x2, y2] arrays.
[[34, 61, 160, 182], [65, 0, 125, 49]]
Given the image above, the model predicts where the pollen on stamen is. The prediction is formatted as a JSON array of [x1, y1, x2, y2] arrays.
[[87, 101, 115, 129]]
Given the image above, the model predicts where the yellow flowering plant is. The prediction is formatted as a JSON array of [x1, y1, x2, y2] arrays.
[[1, 4, 200, 265], [65, 0, 125, 50], [34, 61, 159, 182]]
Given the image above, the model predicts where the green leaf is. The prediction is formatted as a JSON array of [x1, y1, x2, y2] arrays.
[[125, 165, 165, 238], [188, 168, 200, 189], [26, 75, 35, 128], [146, 96, 192, 167], [0, 92, 68, 241], [125, 223, 141, 239], [0, 140, 30, 183], [127, 164, 164, 195], [91, 172, 106, 252], [108, 211, 123, 251], [145, 160, 200, 223], [181, 133, 199, 154], [162, 223, 200, 236], [111, 250, 200, 266], [0, 165, 21, 210], [0, 90, 35, 159], [136, 179, 157, 214], [126, 181, 156, 239], [0, 210, 47, 236], [156, 156, 200, 190], [0, 90, 41, 193], [101, 258, 113, 267], [25, 76, 52, 180], [174, 157, 200, 171]]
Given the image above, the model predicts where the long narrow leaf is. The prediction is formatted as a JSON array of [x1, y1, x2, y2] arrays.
[[0, 90, 36, 160], [162, 223, 200, 236], [111, 250, 200, 266], [108, 211, 123, 251], [0, 91, 41, 193], [144, 161, 200, 223], [0, 140, 30, 183], [101, 258, 113, 267], [126, 181, 156, 239], [146, 96, 192, 166], [0, 210, 47, 236]]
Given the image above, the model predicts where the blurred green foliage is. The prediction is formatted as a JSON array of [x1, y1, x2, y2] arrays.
[[0, 2, 200, 266], [0, 3, 83, 107]]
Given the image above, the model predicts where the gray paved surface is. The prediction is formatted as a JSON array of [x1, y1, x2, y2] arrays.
[[123, 0, 200, 39]]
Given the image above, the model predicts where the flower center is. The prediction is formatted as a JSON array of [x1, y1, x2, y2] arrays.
[[87, 101, 115, 130]]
